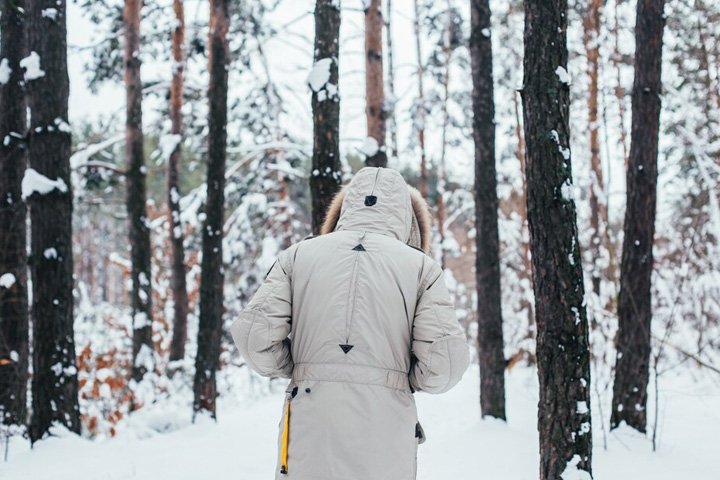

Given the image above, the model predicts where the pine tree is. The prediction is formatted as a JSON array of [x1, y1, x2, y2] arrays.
[[310, 0, 342, 234], [123, 0, 154, 383], [193, 0, 230, 418], [385, 0, 398, 159], [582, 0, 608, 298], [0, 0, 29, 430], [470, 0, 505, 420], [364, 0, 387, 167], [25, 0, 81, 442], [168, 0, 190, 362], [413, 0, 428, 197], [521, 0, 593, 477], [611, 0, 667, 434]]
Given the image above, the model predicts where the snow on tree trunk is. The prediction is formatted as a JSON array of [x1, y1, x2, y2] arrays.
[[168, 0, 189, 362], [0, 0, 29, 430], [521, 0, 593, 478], [309, 0, 342, 235], [611, 0, 666, 434], [364, 0, 387, 167], [470, 0, 506, 421], [25, 0, 81, 442], [123, 0, 155, 384], [193, 0, 230, 419]]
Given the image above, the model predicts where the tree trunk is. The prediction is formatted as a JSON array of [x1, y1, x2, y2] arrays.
[[583, 0, 607, 297], [364, 0, 387, 167], [310, 0, 342, 235], [168, 0, 189, 362], [385, 0, 398, 159], [0, 0, 29, 430], [611, 0, 666, 434], [25, 0, 81, 442], [124, 0, 154, 384], [611, 0, 629, 168], [413, 0, 428, 197], [193, 0, 229, 418], [470, 0, 506, 421], [521, 0, 593, 478]]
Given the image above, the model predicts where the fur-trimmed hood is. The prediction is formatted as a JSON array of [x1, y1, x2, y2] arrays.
[[320, 167, 432, 254]]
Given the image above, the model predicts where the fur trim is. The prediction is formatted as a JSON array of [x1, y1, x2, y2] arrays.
[[407, 185, 432, 254], [320, 182, 433, 254], [320, 185, 347, 235]]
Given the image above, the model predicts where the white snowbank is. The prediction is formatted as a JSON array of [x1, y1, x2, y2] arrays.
[[2, 365, 718, 480]]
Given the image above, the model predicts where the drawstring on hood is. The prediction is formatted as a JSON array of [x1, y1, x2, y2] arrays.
[[320, 167, 432, 254]]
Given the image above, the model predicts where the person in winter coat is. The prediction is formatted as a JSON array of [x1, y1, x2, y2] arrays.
[[231, 166, 470, 480]]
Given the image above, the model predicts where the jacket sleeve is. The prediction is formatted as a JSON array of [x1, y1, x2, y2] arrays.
[[409, 259, 470, 394], [231, 249, 294, 378]]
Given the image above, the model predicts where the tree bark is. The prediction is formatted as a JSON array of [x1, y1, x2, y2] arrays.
[[470, 0, 506, 421], [124, 0, 154, 384], [168, 0, 189, 362], [364, 0, 387, 167], [0, 0, 29, 430], [25, 0, 81, 442], [521, 0, 593, 478], [193, 0, 229, 418], [310, 0, 342, 235], [413, 0, 428, 197], [611, 0, 666, 434], [583, 0, 607, 297]]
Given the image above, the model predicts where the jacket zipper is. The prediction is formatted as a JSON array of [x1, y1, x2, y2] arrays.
[[345, 231, 366, 343], [345, 169, 379, 343]]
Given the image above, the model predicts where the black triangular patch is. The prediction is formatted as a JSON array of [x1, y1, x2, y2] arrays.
[[339, 344, 354, 354], [352, 244, 366, 251]]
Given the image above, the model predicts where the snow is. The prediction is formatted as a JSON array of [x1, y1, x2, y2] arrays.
[[158, 134, 182, 162], [19, 51, 45, 81], [555, 65, 572, 85], [560, 455, 592, 480], [21, 168, 68, 199], [306, 58, 333, 92], [2, 365, 718, 480], [43, 248, 58, 259], [41, 8, 58, 20], [0, 272, 16, 289], [359, 136, 379, 157], [0, 58, 11, 84], [55, 117, 71, 133]]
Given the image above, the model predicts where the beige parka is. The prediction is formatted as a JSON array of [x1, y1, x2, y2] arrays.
[[231, 167, 470, 480]]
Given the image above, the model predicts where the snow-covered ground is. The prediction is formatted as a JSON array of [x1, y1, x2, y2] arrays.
[[2, 365, 718, 479]]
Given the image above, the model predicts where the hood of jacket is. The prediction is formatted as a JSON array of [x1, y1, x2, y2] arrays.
[[320, 167, 432, 253]]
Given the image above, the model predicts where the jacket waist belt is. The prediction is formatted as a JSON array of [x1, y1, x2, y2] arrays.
[[293, 362, 411, 392]]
